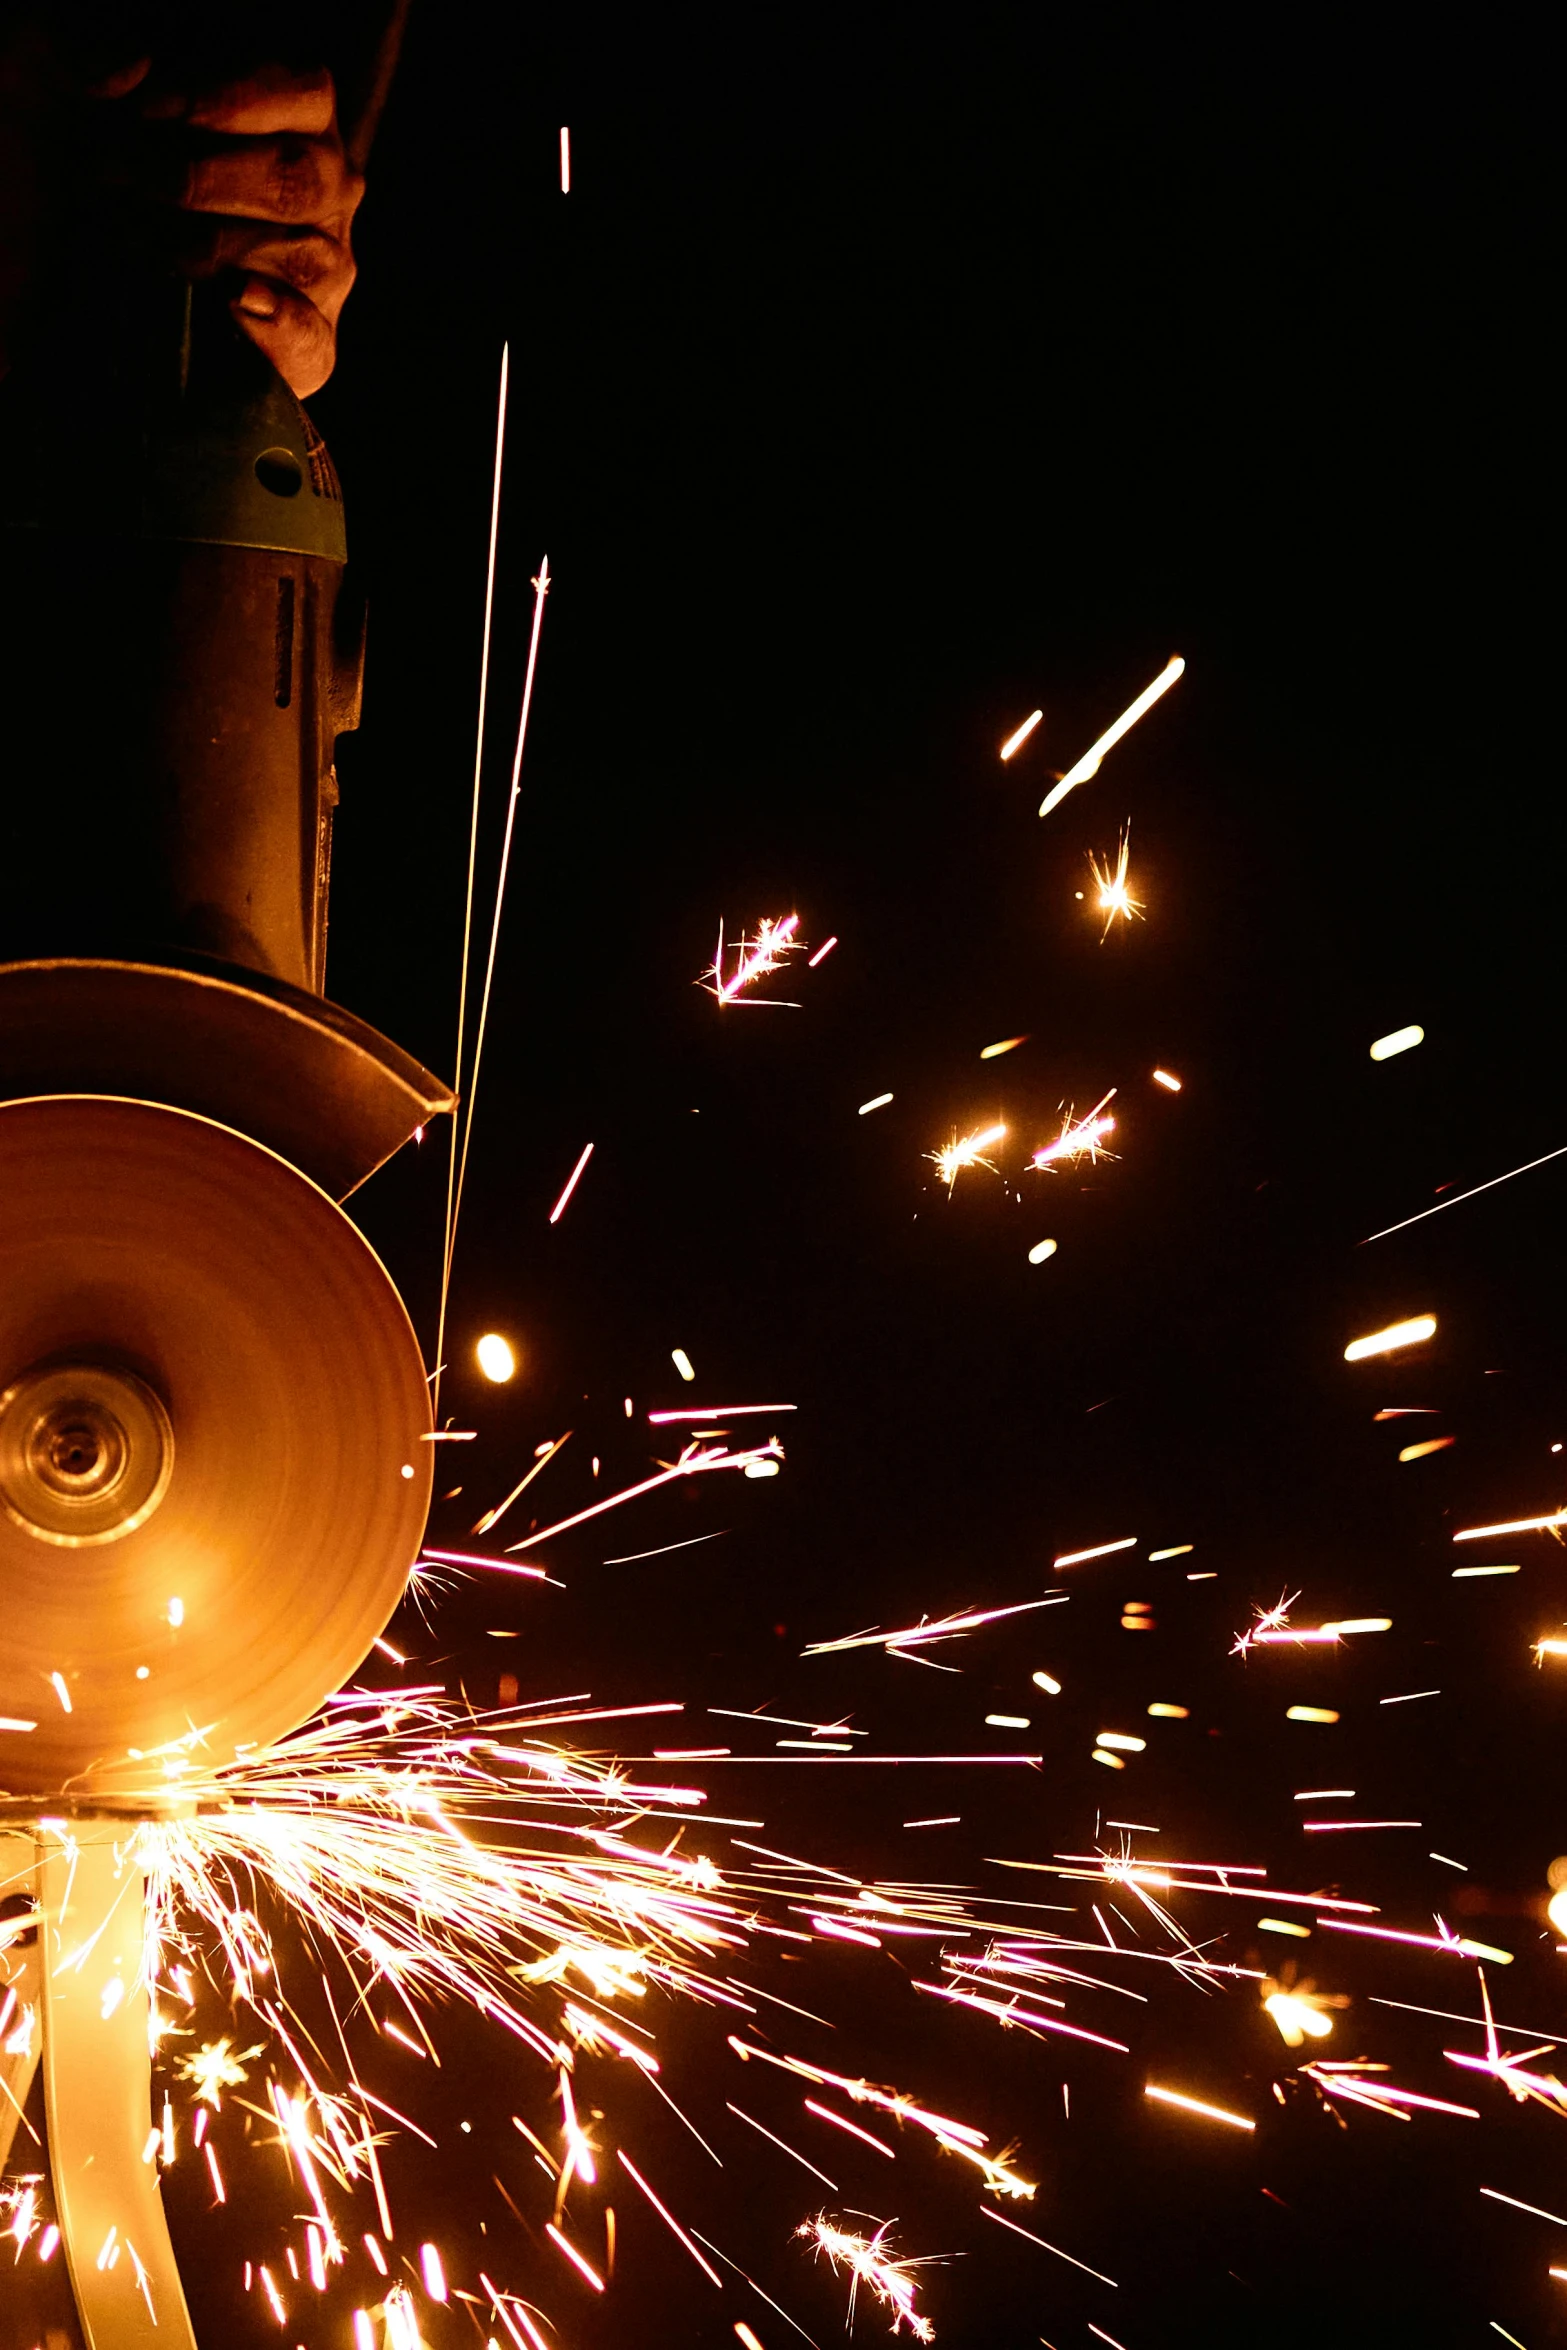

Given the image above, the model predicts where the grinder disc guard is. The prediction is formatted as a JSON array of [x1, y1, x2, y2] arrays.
[[0, 1096, 432, 1799]]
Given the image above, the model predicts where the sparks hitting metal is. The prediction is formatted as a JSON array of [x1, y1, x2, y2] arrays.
[[1031, 1090, 1117, 1170], [1088, 825, 1144, 937], [928, 1120, 1008, 1191], [704, 914, 805, 1003]]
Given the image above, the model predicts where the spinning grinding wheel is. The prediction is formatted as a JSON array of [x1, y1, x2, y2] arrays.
[[0, 1097, 432, 1797], [0, 15, 434, 2333], [0, 1099, 432, 2345]]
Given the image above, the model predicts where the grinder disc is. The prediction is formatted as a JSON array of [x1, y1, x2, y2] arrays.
[[0, 1097, 432, 1798]]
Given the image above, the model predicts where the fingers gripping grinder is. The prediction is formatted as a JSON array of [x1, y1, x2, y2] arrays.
[[0, 163, 449, 2350]]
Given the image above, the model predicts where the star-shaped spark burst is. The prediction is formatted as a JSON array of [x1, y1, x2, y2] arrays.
[[178, 2036, 264, 2109], [1087, 824, 1144, 937], [928, 1121, 1007, 1192]]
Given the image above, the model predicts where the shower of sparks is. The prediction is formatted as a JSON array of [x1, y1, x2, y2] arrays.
[[1031, 1091, 1116, 1170], [798, 2216, 938, 2341], [60, 1674, 1149, 2342], [1039, 655, 1185, 818], [15, 621, 1550, 2349], [705, 914, 803, 1004], [1087, 827, 1144, 937], [928, 1121, 1007, 1191]]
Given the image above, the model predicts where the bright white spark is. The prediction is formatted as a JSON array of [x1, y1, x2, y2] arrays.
[[1087, 826, 1143, 937], [1343, 1315, 1436, 1362], [1039, 656, 1185, 818]]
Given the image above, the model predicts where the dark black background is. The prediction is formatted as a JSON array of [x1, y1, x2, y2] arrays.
[[111, 6, 1567, 2346]]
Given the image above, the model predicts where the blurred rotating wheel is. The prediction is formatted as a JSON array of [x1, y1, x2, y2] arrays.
[[0, 1096, 431, 1798]]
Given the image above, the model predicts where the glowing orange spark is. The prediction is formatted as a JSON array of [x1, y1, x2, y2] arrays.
[[1343, 1314, 1436, 1362], [1455, 1507, 1567, 1542], [499, 1438, 784, 1554], [1144, 2083, 1255, 2131], [1087, 826, 1143, 937], [1262, 1986, 1337, 2046]]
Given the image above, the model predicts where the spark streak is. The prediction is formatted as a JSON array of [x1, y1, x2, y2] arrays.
[[1039, 656, 1185, 818], [1053, 1536, 1136, 1569], [1362, 1139, 1567, 1243], [798, 2217, 936, 2342], [802, 1597, 1065, 1656], [1144, 2084, 1255, 2131], [648, 1404, 797, 1424], [1343, 1315, 1437, 1361], [501, 1440, 783, 1553], [1032, 1093, 1117, 1170], [617, 2151, 722, 2285], [706, 915, 802, 1004], [1455, 1509, 1567, 1542], [928, 1121, 1007, 1191], [979, 2203, 1118, 2286], [548, 1143, 594, 1225]]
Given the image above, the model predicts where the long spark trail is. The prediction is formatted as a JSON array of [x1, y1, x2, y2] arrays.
[[1039, 656, 1184, 818], [442, 554, 552, 1411], [799, 2217, 938, 2342], [1032, 1092, 1117, 1170], [928, 1121, 1007, 1191], [502, 1441, 784, 1554], [802, 1597, 1067, 1657], [1362, 1139, 1567, 1244], [434, 344, 509, 1420], [705, 915, 803, 1003]]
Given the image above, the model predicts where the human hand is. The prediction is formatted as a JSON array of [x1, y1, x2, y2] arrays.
[[109, 56, 364, 399]]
